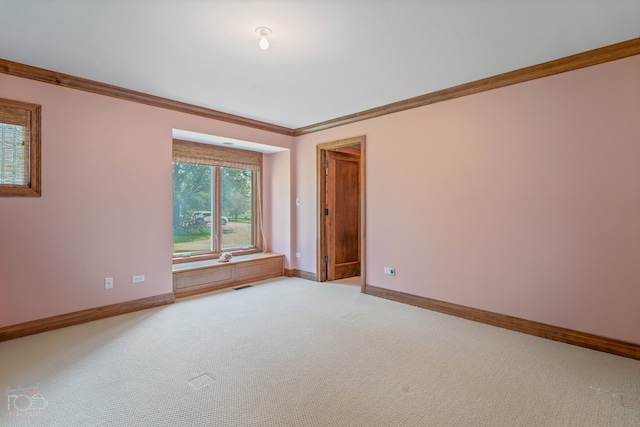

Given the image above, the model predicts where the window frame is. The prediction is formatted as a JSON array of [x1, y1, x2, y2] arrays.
[[0, 97, 41, 197], [172, 139, 263, 263]]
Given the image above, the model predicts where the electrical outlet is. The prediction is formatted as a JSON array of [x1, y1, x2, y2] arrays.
[[104, 277, 113, 289], [132, 275, 145, 283], [384, 267, 395, 276], [295, 252, 301, 258]]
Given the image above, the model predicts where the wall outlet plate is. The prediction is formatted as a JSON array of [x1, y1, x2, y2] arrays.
[[132, 275, 145, 283], [104, 277, 113, 289], [384, 267, 395, 276]]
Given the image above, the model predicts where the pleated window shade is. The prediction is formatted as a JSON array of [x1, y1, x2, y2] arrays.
[[173, 139, 262, 171]]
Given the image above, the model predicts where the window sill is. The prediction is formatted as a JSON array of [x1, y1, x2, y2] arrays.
[[173, 248, 262, 265]]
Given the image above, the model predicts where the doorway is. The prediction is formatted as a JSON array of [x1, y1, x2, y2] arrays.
[[317, 136, 366, 291]]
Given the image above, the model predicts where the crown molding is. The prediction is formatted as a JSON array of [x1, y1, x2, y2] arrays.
[[294, 37, 640, 136], [0, 59, 295, 136], [2, 38, 638, 138]]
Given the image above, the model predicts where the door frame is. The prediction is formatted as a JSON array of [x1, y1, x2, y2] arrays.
[[316, 135, 366, 291]]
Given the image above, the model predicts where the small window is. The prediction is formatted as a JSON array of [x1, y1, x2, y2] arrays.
[[0, 97, 41, 196]]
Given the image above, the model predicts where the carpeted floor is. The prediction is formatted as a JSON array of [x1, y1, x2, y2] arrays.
[[1, 277, 639, 426]]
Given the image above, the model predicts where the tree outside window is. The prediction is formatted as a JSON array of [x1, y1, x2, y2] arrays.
[[172, 140, 261, 259]]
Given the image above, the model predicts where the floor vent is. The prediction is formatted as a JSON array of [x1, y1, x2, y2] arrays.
[[188, 373, 215, 390]]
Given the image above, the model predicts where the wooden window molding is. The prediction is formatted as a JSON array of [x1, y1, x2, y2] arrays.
[[0, 97, 41, 196]]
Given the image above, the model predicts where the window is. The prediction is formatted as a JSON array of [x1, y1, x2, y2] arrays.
[[0, 97, 41, 196], [172, 140, 262, 260]]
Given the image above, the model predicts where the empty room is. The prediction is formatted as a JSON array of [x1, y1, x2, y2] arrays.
[[1, 1, 639, 426]]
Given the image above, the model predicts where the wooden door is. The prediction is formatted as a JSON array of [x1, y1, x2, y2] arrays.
[[325, 151, 360, 280]]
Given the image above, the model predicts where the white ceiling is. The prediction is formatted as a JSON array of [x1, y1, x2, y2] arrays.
[[1, 1, 639, 130]]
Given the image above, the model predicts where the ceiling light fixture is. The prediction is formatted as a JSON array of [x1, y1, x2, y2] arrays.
[[255, 27, 272, 50]]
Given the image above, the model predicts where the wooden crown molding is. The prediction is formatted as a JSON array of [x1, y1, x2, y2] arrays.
[[1, 38, 638, 137], [364, 285, 640, 361], [294, 37, 640, 135], [0, 59, 295, 136]]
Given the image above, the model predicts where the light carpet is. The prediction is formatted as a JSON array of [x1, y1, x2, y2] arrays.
[[1, 277, 639, 426]]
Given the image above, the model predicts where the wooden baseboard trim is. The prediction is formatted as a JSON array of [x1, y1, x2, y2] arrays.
[[0, 293, 175, 342], [364, 285, 640, 360], [284, 269, 317, 281]]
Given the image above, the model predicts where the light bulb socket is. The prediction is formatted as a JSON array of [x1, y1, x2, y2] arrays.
[[255, 27, 272, 50]]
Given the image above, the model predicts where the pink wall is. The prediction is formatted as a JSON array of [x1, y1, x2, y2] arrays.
[[2, 54, 639, 346], [262, 150, 292, 266], [290, 143, 318, 272], [294, 55, 640, 344], [0, 73, 293, 327]]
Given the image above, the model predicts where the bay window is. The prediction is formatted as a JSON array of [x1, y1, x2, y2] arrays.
[[173, 140, 262, 260]]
